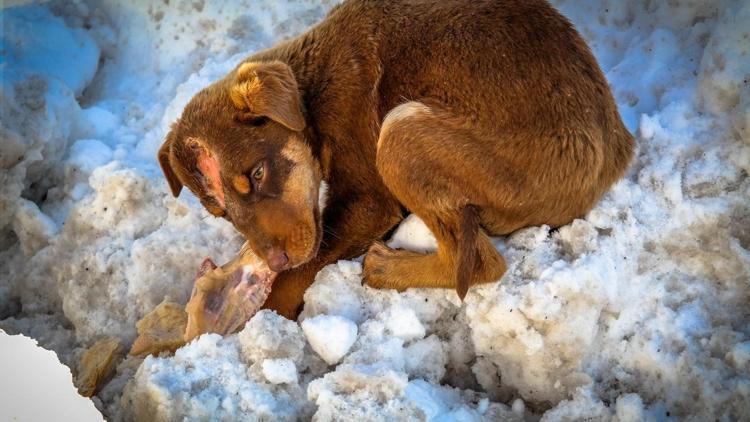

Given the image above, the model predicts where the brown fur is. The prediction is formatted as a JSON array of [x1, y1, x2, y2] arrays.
[[159, 0, 634, 319]]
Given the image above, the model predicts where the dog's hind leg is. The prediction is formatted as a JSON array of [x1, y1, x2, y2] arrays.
[[363, 101, 511, 298]]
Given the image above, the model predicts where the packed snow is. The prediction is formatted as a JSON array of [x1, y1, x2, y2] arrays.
[[302, 314, 359, 365], [263, 358, 299, 384], [1, 0, 748, 420]]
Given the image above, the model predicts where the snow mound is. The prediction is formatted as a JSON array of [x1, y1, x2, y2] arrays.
[[125, 269, 516, 421], [123, 333, 310, 421], [0, 5, 96, 276]]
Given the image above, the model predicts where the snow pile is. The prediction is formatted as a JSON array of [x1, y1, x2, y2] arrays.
[[125, 275, 519, 421], [0, 330, 103, 421], [1, 0, 749, 420], [1, 5, 97, 316], [122, 314, 311, 421]]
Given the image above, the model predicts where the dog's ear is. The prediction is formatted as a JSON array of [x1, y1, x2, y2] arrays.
[[158, 130, 184, 197], [229, 61, 305, 132]]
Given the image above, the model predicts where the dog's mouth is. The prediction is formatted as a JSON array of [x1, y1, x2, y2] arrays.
[[184, 242, 278, 340], [279, 202, 324, 270], [288, 178, 326, 268]]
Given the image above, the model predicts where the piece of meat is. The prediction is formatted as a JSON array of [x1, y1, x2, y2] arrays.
[[184, 242, 277, 341]]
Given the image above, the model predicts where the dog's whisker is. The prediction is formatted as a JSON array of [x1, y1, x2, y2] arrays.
[[323, 227, 342, 241]]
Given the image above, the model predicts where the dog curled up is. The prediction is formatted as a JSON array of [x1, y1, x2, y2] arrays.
[[158, 0, 634, 319]]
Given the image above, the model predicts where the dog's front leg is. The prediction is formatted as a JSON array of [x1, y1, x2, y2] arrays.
[[260, 263, 320, 320], [262, 191, 403, 319]]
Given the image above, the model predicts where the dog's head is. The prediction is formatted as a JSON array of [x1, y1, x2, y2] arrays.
[[158, 60, 325, 272]]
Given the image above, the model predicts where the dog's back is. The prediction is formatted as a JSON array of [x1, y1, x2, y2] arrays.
[[309, 0, 634, 229]]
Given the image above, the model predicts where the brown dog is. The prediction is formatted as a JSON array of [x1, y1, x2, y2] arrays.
[[158, 0, 633, 319]]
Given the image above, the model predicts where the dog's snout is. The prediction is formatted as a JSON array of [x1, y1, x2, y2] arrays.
[[267, 248, 290, 272]]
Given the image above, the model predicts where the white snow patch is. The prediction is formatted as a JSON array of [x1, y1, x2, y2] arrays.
[[383, 305, 426, 341], [262, 358, 299, 384], [122, 334, 310, 421], [302, 314, 359, 365], [387, 214, 439, 253]]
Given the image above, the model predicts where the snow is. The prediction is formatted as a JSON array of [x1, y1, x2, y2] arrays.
[[383, 306, 426, 341], [302, 314, 359, 365], [614, 393, 645, 422], [262, 358, 299, 384], [0, 330, 103, 421], [1, 5, 99, 97], [1, 0, 749, 420], [122, 333, 310, 421]]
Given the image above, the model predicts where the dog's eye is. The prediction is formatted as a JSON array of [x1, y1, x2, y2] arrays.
[[234, 112, 269, 127], [249, 116, 268, 127], [252, 163, 264, 181]]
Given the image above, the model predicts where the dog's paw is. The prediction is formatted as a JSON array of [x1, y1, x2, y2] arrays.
[[362, 242, 402, 290], [362, 242, 391, 289]]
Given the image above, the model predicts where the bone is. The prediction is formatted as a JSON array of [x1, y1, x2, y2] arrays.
[[184, 242, 277, 341]]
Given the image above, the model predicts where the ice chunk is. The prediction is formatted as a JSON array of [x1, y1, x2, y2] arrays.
[[309, 368, 513, 421], [262, 358, 298, 384], [307, 367, 419, 419], [539, 388, 611, 421], [301, 314, 358, 365], [383, 305, 426, 341], [404, 379, 515, 421], [301, 261, 367, 323], [238, 310, 306, 364], [728, 342, 750, 371]]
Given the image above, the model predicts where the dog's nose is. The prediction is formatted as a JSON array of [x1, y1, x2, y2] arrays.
[[267, 248, 290, 272]]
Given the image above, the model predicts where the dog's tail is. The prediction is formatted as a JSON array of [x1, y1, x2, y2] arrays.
[[455, 204, 481, 300]]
